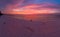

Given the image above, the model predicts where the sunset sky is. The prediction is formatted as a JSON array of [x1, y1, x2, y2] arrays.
[[0, 0, 60, 14]]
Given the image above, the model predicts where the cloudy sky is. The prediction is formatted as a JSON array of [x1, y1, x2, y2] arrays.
[[0, 0, 60, 14]]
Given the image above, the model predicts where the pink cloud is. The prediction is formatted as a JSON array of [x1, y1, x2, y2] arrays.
[[2, 2, 60, 14]]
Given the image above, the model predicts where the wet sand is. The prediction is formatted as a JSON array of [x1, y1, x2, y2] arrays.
[[0, 14, 60, 37]]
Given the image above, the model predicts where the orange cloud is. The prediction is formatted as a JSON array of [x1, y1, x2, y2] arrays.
[[2, 2, 59, 20], [3, 3, 58, 14]]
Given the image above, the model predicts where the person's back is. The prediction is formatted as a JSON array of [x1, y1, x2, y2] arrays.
[[0, 11, 3, 16]]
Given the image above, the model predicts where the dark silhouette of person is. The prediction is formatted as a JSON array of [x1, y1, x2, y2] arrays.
[[0, 11, 3, 16]]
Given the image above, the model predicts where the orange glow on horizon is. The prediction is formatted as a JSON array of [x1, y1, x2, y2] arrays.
[[3, 4, 57, 14], [3, 4, 58, 20]]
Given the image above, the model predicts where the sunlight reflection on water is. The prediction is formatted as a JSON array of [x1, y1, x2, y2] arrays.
[[7, 14, 58, 22]]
